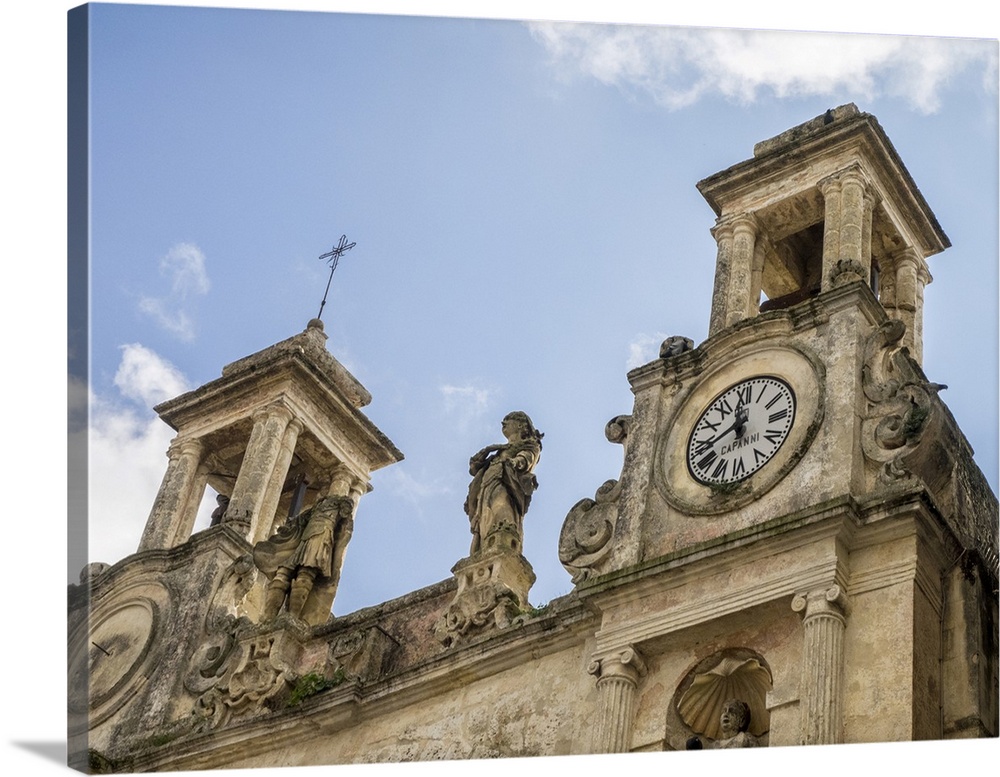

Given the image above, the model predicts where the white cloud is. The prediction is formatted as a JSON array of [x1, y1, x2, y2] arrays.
[[86, 345, 192, 566], [440, 382, 494, 432], [626, 332, 667, 370], [529, 24, 997, 113], [138, 242, 211, 340], [382, 467, 453, 511]]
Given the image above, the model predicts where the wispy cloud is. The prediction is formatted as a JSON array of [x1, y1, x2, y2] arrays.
[[440, 382, 495, 432], [86, 345, 200, 567], [138, 242, 211, 341], [626, 332, 668, 370], [529, 24, 997, 113], [381, 467, 454, 513]]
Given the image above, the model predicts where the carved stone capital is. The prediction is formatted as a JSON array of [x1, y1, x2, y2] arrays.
[[792, 584, 849, 621], [589, 645, 647, 686]]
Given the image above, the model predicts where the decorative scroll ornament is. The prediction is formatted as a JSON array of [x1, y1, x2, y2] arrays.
[[434, 546, 536, 648], [190, 619, 307, 731], [558, 415, 630, 583], [860, 320, 945, 484], [558, 479, 622, 583], [326, 626, 399, 682]]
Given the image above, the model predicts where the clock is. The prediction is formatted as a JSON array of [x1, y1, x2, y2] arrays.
[[686, 376, 796, 485], [654, 344, 824, 514], [68, 581, 170, 728]]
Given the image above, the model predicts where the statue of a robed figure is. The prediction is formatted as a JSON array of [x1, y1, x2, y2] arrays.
[[464, 411, 543, 555]]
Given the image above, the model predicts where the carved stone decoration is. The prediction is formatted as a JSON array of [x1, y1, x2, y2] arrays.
[[464, 411, 543, 556], [192, 622, 305, 731], [252, 495, 356, 626], [325, 626, 399, 682], [792, 585, 849, 745], [588, 646, 647, 753], [434, 546, 536, 648], [677, 655, 772, 739], [184, 554, 257, 699], [659, 335, 694, 359], [558, 479, 623, 583], [860, 319, 946, 485], [829, 258, 866, 287], [604, 414, 632, 445]]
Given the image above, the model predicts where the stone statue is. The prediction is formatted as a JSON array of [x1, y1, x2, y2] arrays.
[[252, 495, 355, 625], [685, 699, 760, 749], [716, 698, 760, 748], [209, 494, 230, 527], [464, 411, 543, 555]]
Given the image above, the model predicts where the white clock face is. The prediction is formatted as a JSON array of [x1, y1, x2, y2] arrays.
[[686, 376, 796, 485]]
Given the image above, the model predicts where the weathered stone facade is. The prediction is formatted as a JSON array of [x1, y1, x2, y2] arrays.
[[69, 105, 997, 772]]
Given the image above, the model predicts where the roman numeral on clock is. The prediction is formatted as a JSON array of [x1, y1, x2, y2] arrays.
[[768, 409, 788, 424]]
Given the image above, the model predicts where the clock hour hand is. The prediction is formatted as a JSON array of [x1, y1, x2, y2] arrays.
[[701, 405, 749, 448]]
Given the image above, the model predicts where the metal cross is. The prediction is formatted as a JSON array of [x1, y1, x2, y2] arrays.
[[316, 235, 357, 320]]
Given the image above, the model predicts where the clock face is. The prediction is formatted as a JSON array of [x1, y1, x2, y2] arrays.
[[686, 376, 796, 485]]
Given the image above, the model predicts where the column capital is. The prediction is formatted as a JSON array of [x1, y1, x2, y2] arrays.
[[588, 645, 647, 685], [820, 162, 869, 192], [166, 436, 204, 459], [251, 400, 295, 426], [792, 584, 850, 620], [712, 211, 759, 238]]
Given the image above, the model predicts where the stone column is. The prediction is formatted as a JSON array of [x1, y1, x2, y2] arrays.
[[588, 646, 647, 753], [821, 165, 872, 291], [792, 585, 849, 745], [708, 217, 735, 336], [139, 437, 205, 552], [227, 402, 295, 542], [819, 174, 843, 291], [251, 417, 305, 544], [727, 214, 759, 327], [892, 249, 921, 362], [862, 189, 878, 289]]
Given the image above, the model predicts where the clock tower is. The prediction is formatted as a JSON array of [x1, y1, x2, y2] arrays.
[[560, 104, 996, 748]]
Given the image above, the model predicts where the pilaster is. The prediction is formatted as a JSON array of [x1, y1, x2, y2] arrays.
[[792, 584, 849, 745], [588, 645, 647, 753]]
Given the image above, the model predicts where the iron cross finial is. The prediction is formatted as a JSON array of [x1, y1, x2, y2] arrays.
[[317, 235, 357, 320]]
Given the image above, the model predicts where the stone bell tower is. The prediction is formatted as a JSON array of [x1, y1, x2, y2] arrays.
[[560, 105, 997, 751], [139, 317, 402, 554], [69, 320, 403, 766], [698, 103, 947, 363]]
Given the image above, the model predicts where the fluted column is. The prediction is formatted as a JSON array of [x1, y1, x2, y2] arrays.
[[792, 585, 849, 745], [708, 218, 735, 336], [251, 416, 305, 544], [227, 402, 295, 541], [588, 646, 647, 753], [139, 437, 205, 552]]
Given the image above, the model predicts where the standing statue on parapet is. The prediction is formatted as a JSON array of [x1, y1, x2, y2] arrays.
[[252, 495, 355, 625], [464, 411, 543, 555]]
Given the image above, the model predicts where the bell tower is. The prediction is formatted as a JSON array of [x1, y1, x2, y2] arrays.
[[138, 317, 402, 552], [697, 103, 948, 363], [560, 105, 997, 750]]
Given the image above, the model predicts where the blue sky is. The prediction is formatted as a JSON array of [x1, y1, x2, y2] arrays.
[[3, 3, 996, 776], [75, 4, 999, 620]]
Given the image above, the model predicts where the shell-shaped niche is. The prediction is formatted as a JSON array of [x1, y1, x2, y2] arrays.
[[677, 655, 772, 739]]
